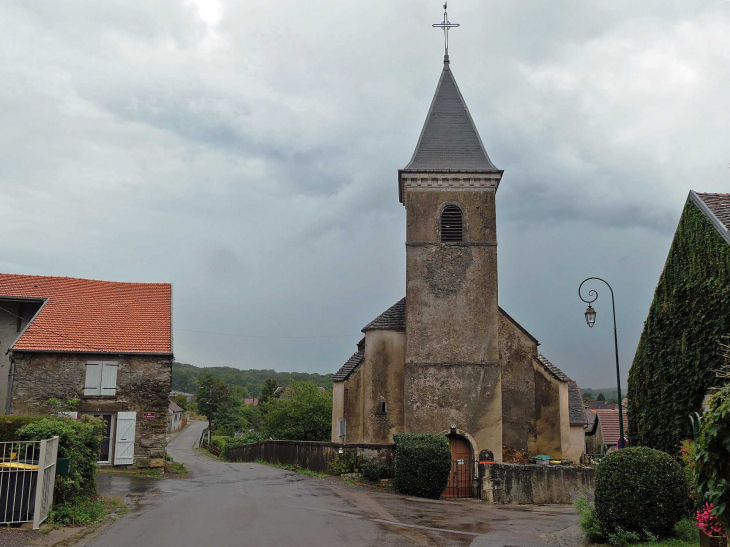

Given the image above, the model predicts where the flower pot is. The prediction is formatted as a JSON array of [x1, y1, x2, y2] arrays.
[[700, 529, 727, 547]]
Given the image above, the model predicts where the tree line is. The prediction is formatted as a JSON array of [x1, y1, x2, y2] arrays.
[[171, 361, 333, 397]]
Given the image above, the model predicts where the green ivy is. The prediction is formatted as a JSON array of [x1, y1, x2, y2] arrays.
[[393, 433, 451, 499], [694, 384, 730, 531], [628, 200, 730, 453]]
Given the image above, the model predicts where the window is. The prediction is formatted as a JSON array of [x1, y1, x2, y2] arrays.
[[440, 205, 463, 242], [378, 402, 387, 414], [84, 361, 119, 396]]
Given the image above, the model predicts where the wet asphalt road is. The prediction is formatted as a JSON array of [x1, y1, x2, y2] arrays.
[[91, 421, 579, 547]]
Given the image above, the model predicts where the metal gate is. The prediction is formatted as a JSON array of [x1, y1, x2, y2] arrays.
[[0, 437, 59, 529], [443, 459, 480, 498]]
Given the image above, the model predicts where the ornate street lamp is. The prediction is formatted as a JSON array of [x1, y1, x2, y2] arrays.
[[579, 277, 625, 449], [584, 305, 596, 328]]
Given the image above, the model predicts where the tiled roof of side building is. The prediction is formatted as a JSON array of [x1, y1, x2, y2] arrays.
[[332, 349, 364, 382], [596, 409, 629, 446], [362, 298, 406, 332], [0, 273, 172, 354], [403, 65, 499, 173], [694, 193, 730, 230], [535, 354, 571, 382], [568, 382, 587, 426]]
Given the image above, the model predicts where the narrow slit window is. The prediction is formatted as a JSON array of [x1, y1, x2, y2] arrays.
[[378, 402, 387, 414], [441, 205, 463, 242]]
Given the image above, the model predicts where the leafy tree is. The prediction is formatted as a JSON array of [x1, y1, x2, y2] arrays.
[[175, 394, 189, 410], [596, 393, 606, 401], [196, 372, 231, 433], [583, 393, 595, 402], [259, 378, 278, 406], [262, 381, 332, 441]]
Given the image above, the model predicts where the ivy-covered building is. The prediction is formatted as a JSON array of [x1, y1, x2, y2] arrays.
[[628, 191, 730, 453]]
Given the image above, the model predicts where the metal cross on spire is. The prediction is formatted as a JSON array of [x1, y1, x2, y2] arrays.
[[432, 2, 460, 62]]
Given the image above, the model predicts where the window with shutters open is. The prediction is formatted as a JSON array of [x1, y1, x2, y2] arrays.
[[84, 361, 119, 396], [441, 205, 463, 242]]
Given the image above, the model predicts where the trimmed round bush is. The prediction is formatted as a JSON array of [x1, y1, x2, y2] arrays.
[[361, 462, 392, 481], [595, 446, 689, 538], [393, 433, 451, 499]]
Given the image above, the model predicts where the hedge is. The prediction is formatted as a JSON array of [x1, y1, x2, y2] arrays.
[[595, 447, 689, 538], [628, 200, 730, 452], [694, 384, 730, 531], [0, 415, 44, 442], [393, 433, 451, 499], [18, 416, 104, 505]]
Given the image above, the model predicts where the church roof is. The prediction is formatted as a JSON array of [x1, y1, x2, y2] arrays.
[[332, 344, 365, 382], [568, 381, 587, 426], [362, 298, 406, 332], [535, 354, 570, 382], [403, 63, 499, 173]]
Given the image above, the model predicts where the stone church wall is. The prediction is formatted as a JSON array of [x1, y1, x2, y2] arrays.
[[342, 366, 363, 443], [499, 314, 538, 453], [362, 330, 405, 444], [404, 189, 499, 365], [404, 363, 503, 460], [10, 351, 171, 466], [532, 363, 569, 458]]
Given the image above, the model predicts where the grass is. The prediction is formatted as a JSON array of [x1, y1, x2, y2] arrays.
[[648, 519, 700, 547], [254, 459, 328, 479], [43, 496, 129, 530], [165, 461, 188, 477], [98, 466, 164, 478]]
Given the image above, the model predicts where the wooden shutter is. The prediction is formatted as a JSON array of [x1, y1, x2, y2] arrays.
[[113, 412, 136, 465], [84, 362, 102, 396], [101, 362, 118, 396]]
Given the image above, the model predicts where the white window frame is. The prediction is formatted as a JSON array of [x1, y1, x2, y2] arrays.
[[84, 361, 119, 396]]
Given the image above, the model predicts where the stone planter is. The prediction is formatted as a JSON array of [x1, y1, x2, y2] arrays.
[[700, 529, 727, 547]]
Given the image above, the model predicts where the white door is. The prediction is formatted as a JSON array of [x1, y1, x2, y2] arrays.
[[113, 412, 136, 465]]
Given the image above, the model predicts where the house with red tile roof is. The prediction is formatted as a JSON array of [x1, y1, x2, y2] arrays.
[[0, 273, 173, 467]]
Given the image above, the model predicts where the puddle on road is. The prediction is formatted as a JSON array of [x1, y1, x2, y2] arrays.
[[97, 473, 161, 496]]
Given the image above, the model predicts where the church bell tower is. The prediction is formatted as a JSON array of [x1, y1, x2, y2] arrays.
[[399, 48, 504, 458]]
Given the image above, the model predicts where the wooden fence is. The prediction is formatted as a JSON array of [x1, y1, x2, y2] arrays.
[[228, 440, 395, 474]]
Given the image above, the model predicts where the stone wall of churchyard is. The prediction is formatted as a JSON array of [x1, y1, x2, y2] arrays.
[[481, 463, 594, 504], [10, 351, 172, 467], [228, 440, 395, 473]]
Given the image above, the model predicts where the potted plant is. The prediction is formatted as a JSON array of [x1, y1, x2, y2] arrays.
[[696, 503, 727, 547]]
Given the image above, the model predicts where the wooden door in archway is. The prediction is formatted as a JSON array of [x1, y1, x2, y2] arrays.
[[444, 435, 473, 498]]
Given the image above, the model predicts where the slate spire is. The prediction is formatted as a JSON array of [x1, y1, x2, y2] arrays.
[[403, 61, 498, 172]]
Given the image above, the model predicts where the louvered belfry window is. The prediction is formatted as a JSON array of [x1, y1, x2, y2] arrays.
[[441, 205, 463, 242]]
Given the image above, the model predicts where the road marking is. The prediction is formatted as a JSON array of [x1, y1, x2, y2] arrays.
[[371, 518, 481, 537]]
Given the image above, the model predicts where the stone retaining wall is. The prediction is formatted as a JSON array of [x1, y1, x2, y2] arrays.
[[228, 440, 395, 473], [481, 463, 594, 504]]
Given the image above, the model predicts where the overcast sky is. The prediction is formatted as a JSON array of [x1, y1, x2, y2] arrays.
[[2, 0, 729, 388]]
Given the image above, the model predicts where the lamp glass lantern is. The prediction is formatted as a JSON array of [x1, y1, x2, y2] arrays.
[[585, 304, 597, 328]]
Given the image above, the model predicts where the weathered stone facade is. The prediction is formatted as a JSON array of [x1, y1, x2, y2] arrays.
[[10, 352, 172, 467]]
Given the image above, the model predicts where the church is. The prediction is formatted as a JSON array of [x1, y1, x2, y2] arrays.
[[331, 45, 586, 465]]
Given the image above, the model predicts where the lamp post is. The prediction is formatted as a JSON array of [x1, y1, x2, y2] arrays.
[[579, 277, 625, 449]]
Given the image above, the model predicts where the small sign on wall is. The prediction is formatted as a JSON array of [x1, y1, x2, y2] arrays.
[[143, 412, 156, 419]]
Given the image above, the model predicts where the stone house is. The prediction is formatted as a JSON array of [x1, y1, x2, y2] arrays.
[[585, 409, 629, 454], [331, 53, 586, 470], [0, 273, 173, 467], [168, 401, 185, 434]]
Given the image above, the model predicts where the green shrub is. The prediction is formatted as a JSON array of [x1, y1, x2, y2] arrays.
[[18, 416, 104, 505], [595, 447, 689, 539], [360, 462, 392, 482], [694, 383, 730, 532], [393, 433, 451, 499], [0, 415, 44, 442], [574, 495, 603, 542], [330, 449, 359, 475], [607, 527, 642, 547]]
